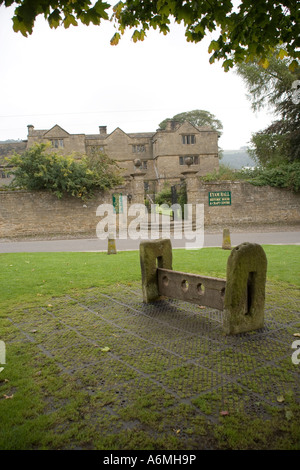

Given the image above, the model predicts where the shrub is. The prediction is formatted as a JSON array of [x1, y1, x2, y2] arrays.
[[200, 164, 240, 182], [6, 143, 123, 200], [155, 186, 173, 206], [155, 182, 187, 217], [247, 161, 300, 192], [200, 163, 300, 192]]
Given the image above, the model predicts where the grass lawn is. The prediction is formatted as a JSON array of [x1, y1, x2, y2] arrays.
[[0, 245, 299, 309], [0, 245, 299, 450]]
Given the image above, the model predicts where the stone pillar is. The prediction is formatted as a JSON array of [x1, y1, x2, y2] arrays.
[[181, 160, 200, 226], [130, 159, 146, 205], [181, 168, 199, 205]]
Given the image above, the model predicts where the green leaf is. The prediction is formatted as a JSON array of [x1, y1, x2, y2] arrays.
[[289, 60, 299, 72], [222, 58, 234, 72], [194, 23, 204, 36], [277, 48, 288, 60], [132, 29, 145, 42], [12, 16, 30, 36], [258, 57, 270, 69], [48, 9, 61, 29], [113, 1, 124, 18], [110, 32, 121, 45], [63, 14, 78, 28], [94, 1, 110, 20], [208, 40, 220, 54]]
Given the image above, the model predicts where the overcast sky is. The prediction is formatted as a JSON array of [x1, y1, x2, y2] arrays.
[[0, 5, 274, 149]]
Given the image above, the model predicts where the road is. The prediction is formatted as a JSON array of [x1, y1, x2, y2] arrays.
[[0, 230, 299, 253]]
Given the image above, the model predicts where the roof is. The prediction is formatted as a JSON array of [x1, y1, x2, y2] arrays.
[[127, 132, 156, 139], [85, 131, 155, 141]]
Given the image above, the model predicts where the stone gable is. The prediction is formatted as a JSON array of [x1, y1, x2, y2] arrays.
[[43, 125, 70, 138]]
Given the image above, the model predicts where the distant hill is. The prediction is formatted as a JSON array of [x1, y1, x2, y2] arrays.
[[220, 148, 256, 169]]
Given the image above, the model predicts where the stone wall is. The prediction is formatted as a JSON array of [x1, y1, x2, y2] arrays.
[[194, 181, 300, 226], [0, 190, 113, 238], [1, 180, 299, 238]]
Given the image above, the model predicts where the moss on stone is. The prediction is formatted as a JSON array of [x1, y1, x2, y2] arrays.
[[222, 228, 231, 250], [140, 238, 172, 302], [224, 242, 267, 335]]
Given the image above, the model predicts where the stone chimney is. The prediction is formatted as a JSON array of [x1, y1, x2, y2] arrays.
[[27, 124, 34, 135], [99, 126, 107, 135], [165, 120, 180, 131]]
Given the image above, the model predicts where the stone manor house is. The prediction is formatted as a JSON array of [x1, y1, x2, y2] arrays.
[[1, 121, 220, 193]]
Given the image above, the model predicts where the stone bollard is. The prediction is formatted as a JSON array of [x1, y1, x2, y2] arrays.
[[222, 228, 231, 250], [107, 233, 117, 254]]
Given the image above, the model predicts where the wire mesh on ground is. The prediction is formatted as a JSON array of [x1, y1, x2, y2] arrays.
[[7, 281, 300, 426]]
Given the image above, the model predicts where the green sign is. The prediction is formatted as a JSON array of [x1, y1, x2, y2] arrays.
[[208, 191, 231, 206], [112, 193, 123, 214]]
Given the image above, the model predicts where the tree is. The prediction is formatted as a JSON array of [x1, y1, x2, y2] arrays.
[[7, 143, 123, 199], [248, 131, 291, 166], [236, 50, 300, 163], [158, 109, 223, 133], [2, 0, 299, 71]]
